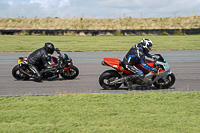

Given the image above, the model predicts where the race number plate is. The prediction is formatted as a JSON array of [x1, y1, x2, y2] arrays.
[[18, 59, 22, 64]]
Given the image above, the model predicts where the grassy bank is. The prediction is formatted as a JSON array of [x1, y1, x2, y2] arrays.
[[0, 35, 200, 52], [0, 92, 200, 133], [0, 16, 199, 30]]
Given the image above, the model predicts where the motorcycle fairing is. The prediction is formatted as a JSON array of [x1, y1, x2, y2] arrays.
[[47, 55, 57, 65], [103, 58, 166, 75], [103, 58, 133, 74], [143, 70, 169, 85], [18, 56, 28, 64], [143, 59, 171, 85]]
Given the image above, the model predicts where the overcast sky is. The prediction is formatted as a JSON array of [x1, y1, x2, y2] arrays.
[[0, 0, 199, 18]]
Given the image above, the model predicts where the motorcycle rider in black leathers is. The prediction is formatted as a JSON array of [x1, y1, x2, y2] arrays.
[[28, 43, 56, 81], [123, 38, 158, 85]]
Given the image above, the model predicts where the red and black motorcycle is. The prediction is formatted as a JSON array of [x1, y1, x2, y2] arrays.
[[99, 54, 175, 90], [12, 50, 79, 81]]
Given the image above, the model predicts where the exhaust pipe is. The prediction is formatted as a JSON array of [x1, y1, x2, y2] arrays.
[[19, 68, 34, 78], [101, 61, 108, 66], [109, 78, 124, 85]]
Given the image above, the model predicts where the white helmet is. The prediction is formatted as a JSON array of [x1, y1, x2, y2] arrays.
[[141, 38, 153, 51]]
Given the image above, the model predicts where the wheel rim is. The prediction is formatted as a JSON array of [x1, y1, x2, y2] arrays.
[[156, 75, 173, 86], [63, 69, 76, 77], [15, 69, 23, 79]]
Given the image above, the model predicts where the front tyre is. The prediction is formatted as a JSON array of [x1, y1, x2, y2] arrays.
[[153, 73, 175, 89], [99, 70, 122, 90], [61, 66, 79, 79]]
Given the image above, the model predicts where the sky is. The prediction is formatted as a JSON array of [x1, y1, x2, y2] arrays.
[[0, 0, 199, 18]]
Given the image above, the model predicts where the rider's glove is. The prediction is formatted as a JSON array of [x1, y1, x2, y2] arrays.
[[152, 57, 157, 61], [55, 48, 60, 52], [152, 68, 158, 73], [150, 55, 157, 61]]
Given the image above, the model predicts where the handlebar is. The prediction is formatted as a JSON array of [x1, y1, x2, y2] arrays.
[[54, 48, 63, 68], [151, 54, 159, 61], [55, 48, 60, 52], [55, 48, 63, 58], [54, 48, 72, 69]]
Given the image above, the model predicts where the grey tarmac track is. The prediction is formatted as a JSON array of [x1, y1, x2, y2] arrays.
[[0, 50, 200, 96]]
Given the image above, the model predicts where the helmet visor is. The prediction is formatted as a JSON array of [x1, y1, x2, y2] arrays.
[[147, 42, 153, 51]]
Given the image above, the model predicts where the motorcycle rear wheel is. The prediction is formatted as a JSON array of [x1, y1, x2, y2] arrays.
[[12, 65, 23, 80], [99, 70, 122, 90], [153, 73, 175, 89], [12, 65, 30, 80], [61, 66, 79, 79]]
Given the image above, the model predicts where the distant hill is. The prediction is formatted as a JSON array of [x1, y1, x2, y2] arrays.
[[0, 16, 199, 30]]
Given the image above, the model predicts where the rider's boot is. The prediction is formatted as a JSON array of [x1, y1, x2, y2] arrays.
[[30, 65, 42, 82], [33, 72, 42, 82], [33, 75, 42, 82], [124, 75, 139, 90]]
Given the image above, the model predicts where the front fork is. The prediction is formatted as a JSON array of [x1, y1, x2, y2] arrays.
[[152, 70, 172, 85], [161, 71, 173, 84]]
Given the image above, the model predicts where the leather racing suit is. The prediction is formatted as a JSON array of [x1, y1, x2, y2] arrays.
[[123, 43, 154, 78], [28, 47, 54, 79]]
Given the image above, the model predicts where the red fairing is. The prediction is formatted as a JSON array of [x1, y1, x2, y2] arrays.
[[103, 58, 133, 74], [68, 58, 72, 61]]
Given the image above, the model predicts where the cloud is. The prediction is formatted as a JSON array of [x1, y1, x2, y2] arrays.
[[30, 0, 70, 8], [98, 0, 143, 8], [0, 0, 199, 18]]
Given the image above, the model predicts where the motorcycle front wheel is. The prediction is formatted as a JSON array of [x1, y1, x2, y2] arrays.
[[99, 70, 122, 90], [153, 73, 175, 89], [60, 65, 79, 79]]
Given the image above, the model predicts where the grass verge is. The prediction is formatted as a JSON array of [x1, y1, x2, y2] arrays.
[[0, 35, 200, 52], [0, 92, 200, 133]]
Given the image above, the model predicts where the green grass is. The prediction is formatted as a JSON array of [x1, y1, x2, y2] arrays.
[[0, 35, 200, 52], [0, 92, 200, 133]]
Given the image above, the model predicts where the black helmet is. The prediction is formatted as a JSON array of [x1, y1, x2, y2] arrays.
[[44, 43, 55, 54], [141, 38, 153, 52]]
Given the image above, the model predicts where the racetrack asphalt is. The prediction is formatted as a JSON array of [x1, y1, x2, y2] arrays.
[[0, 50, 200, 96]]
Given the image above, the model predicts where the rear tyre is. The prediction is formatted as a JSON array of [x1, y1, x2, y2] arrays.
[[12, 65, 23, 80], [153, 73, 175, 89], [99, 70, 122, 90], [61, 66, 79, 79], [12, 65, 30, 80]]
